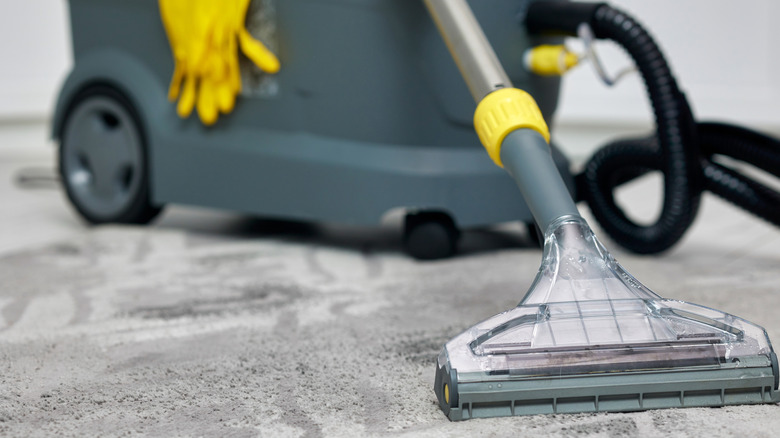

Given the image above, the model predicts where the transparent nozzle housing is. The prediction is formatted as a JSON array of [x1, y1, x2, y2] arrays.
[[443, 216, 775, 378]]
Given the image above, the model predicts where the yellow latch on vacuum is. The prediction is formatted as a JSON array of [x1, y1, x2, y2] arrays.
[[523, 44, 579, 76]]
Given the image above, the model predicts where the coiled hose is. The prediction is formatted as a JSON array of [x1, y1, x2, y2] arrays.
[[526, 1, 780, 254]]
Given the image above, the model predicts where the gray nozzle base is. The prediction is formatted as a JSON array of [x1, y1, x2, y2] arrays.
[[443, 361, 780, 420]]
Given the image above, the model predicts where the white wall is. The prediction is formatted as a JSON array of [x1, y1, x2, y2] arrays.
[[1, 0, 778, 141], [556, 0, 780, 128], [0, 1, 71, 120]]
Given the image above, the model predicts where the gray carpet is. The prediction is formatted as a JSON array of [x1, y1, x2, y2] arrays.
[[2, 142, 779, 436], [1, 210, 779, 436]]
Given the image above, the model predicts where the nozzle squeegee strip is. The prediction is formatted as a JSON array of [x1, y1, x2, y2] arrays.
[[437, 355, 779, 420]]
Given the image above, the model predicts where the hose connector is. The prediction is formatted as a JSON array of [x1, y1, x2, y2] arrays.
[[473, 88, 550, 167], [523, 45, 579, 76]]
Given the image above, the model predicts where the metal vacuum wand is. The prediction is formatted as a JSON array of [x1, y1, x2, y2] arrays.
[[423, 0, 580, 233]]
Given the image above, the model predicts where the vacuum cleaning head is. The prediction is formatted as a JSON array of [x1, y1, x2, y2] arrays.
[[435, 216, 779, 420], [422, 0, 779, 420]]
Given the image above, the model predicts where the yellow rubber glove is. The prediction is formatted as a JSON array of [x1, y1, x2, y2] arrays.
[[159, 0, 280, 126]]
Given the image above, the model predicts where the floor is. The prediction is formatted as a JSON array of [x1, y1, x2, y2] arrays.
[[1, 122, 778, 437]]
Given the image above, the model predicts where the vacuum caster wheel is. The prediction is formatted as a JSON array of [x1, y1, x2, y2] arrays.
[[403, 212, 460, 260], [526, 222, 543, 249]]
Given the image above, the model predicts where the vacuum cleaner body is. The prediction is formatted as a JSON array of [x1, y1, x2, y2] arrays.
[[52, 0, 572, 231], [52, 0, 779, 420]]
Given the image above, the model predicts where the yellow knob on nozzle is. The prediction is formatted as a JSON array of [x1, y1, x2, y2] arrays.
[[473, 88, 550, 168]]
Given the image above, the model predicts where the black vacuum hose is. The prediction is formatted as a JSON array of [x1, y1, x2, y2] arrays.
[[698, 123, 780, 224], [526, 1, 780, 254]]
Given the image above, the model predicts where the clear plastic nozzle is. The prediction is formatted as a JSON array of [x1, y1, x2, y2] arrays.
[[443, 216, 774, 378]]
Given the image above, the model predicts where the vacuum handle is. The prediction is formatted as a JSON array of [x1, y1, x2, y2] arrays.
[[422, 0, 511, 101], [424, 0, 581, 232]]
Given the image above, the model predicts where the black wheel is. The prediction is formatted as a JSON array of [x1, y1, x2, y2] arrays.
[[59, 85, 162, 224], [526, 222, 543, 249], [403, 212, 460, 260]]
